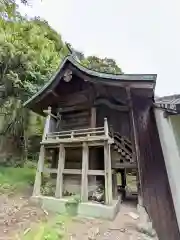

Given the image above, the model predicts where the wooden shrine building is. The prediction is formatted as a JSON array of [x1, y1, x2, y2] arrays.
[[24, 55, 180, 240]]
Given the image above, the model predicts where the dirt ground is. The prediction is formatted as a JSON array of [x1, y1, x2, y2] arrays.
[[0, 192, 156, 240], [67, 201, 156, 240], [0, 193, 47, 240]]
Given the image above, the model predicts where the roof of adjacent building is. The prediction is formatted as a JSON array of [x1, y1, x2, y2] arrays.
[[23, 55, 157, 111], [155, 94, 180, 114]]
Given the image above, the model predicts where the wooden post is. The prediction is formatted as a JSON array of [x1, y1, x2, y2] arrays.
[[109, 125, 114, 138], [112, 170, 118, 200], [104, 141, 113, 205], [51, 148, 58, 178], [121, 168, 126, 200], [90, 107, 96, 128], [33, 145, 45, 196], [55, 144, 65, 198], [126, 87, 142, 198], [104, 118, 109, 137], [81, 142, 89, 202], [43, 106, 52, 140], [33, 106, 52, 196]]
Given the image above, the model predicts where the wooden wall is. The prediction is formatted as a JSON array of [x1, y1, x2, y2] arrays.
[[131, 90, 180, 240], [96, 105, 130, 139], [59, 109, 91, 131]]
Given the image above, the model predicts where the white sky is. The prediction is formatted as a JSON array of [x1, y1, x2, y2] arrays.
[[19, 0, 180, 96]]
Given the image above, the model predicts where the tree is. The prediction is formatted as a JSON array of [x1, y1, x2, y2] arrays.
[[0, 12, 68, 158], [81, 56, 122, 74], [68, 44, 122, 74]]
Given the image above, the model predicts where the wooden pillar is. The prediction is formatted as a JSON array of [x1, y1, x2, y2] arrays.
[[121, 169, 126, 187], [51, 148, 58, 178], [42, 106, 51, 140], [55, 144, 65, 198], [104, 118, 109, 137], [121, 169, 126, 200], [104, 141, 113, 205], [90, 107, 97, 185], [33, 145, 45, 196], [112, 171, 118, 200], [90, 107, 96, 128], [126, 87, 142, 198], [81, 142, 89, 202]]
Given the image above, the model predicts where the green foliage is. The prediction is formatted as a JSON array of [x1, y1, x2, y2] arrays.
[[41, 174, 56, 196], [0, 166, 35, 193], [67, 42, 122, 74], [81, 56, 122, 74], [0, 6, 67, 157], [0, 17, 64, 98]]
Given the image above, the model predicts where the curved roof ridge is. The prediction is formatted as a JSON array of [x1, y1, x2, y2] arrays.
[[68, 55, 157, 80], [68, 55, 124, 76], [23, 55, 70, 107], [23, 54, 157, 108]]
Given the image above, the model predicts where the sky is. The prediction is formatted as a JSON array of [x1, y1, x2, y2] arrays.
[[19, 0, 180, 96]]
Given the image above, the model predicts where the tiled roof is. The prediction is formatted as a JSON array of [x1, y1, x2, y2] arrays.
[[23, 55, 157, 110], [155, 94, 180, 113]]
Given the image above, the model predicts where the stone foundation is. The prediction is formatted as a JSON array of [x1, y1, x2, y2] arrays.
[[32, 196, 121, 220], [137, 197, 159, 239]]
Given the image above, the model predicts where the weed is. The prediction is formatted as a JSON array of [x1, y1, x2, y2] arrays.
[[65, 195, 81, 216], [22, 215, 71, 240]]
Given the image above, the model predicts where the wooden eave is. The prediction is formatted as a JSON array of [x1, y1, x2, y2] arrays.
[[23, 55, 157, 115]]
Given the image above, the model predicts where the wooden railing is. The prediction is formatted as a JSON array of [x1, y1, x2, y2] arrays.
[[42, 107, 111, 142], [46, 127, 105, 140]]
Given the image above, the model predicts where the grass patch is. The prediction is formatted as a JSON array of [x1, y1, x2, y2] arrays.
[[0, 166, 36, 194], [22, 214, 71, 240]]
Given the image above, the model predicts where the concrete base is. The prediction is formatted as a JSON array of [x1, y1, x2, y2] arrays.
[[137, 197, 158, 239], [31, 196, 121, 220]]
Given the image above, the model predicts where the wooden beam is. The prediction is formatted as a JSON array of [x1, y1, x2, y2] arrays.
[[57, 105, 89, 113], [104, 141, 113, 205], [94, 98, 129, 112], [33, 145, 45, 196], [41, 140, 113, 148], [43, 168, 57, 174], [55, 144, 65, 198], [50, 90, 59, 98], [113, 162, 137, 169], [88, 170, 105, 176], [41, 135, 110, 145], [81, 142, 89, 202], [43, 111, 59, 120], [63, 169, 82, 174]]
